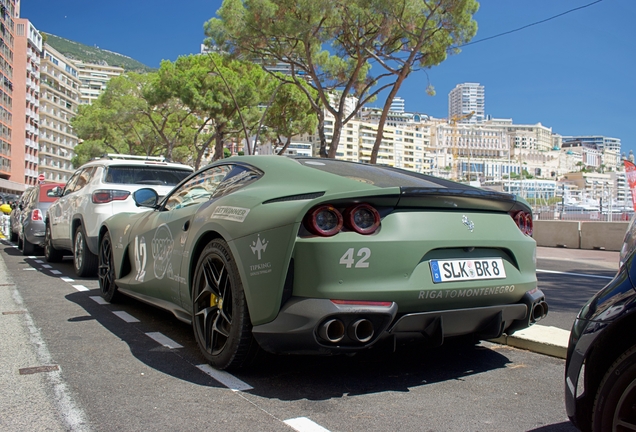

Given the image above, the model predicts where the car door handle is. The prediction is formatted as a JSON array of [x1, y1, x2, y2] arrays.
[[182, 220, 190, 232]]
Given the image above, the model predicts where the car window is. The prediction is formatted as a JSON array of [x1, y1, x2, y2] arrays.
[[63, 171, 81, 196], [163, 165, 232, 211], [104, 166, 192, 186], [212, 165, 262, 198], [73, 167, 96, 192]]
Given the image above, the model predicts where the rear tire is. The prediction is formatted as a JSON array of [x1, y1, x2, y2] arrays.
[[98, 231, 120, 303], [44, 223, 63, 263], [10, 230, 17, 242], [593, 345, 636, 431], [74, 226, 98, 277], [22, 236, 35, 256], [191, 239, 258, 371]]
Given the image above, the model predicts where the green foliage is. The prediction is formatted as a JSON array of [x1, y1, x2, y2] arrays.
[[44, 33, 154, 73], [223, 148, 232, 158], [205, 0, 478, 160]]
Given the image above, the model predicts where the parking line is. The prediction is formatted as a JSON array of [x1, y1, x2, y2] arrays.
[[50, 270, 62, 275], [196, 364, 253, 391], [60, 277, 74, 283], [72, 285, 89, 292], [34, 259, 43, 264], [89, 296, 109, 305], [284, 417, 331, 432], [112, 311, 140, 323], [42, 264, 52, 269], [536, 269, 613, 280], [145, 332, 183, 349]]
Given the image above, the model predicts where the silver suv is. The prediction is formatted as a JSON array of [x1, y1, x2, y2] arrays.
[[44, 154, 193, 276]]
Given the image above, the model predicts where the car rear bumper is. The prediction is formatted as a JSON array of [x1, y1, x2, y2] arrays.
[[252, 289, 547, 355]]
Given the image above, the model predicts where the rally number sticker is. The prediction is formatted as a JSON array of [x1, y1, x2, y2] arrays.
[[339, 248, 371, 268]]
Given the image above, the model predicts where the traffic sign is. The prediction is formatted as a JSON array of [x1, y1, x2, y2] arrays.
[[38, 174, 45, 182]]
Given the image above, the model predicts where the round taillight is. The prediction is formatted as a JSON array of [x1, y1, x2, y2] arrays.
[[345, 204, 380, 235], [511, 210, 533, 236], [525, 213, 534, 236], [306, 205, 343, 237]]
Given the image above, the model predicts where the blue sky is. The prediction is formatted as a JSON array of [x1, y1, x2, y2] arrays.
[[20, 0, 636, 157]]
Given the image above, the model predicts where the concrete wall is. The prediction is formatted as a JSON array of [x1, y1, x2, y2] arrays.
[[534, 220, 629, 251]]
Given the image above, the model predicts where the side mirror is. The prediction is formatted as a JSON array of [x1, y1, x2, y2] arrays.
[[48, 187, 63, 198], [133, 188, 158, 208]]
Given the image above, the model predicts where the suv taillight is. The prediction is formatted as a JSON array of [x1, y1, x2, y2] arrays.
[[92, 190, 130, 204], [31, 209, 43, 221]]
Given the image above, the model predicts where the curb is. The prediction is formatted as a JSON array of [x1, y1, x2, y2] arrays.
[[490, 325, 570, 359]]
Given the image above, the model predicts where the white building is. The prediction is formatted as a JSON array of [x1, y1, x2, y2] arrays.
[[448, 83, 485, 124]]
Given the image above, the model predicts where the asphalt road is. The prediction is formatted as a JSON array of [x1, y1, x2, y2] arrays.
[[535, 246, 618, 331], [2, 241, 617, 431]]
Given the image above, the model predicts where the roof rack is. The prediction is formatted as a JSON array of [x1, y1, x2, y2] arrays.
[[103, 154, 166, 162]]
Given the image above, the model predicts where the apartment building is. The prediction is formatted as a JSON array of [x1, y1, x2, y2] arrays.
[[73, 60, 123, 105], [13, 18, 41, 188], [0, 0, 17, 197], [562, 135, 621, 155], [448, 82, 485, 124], [38, 44, 80, 182]]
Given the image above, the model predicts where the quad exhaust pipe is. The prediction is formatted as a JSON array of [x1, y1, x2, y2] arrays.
[[532, 301, 548, 323], [318, 319, 345, 343], [318, 318, 376, 344], [348, 319, 374, 343]]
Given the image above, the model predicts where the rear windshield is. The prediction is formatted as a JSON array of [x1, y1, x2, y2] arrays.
[[104, 166, 192, 186], [39, 184, 63, 202], [297, 158, 444, 188]]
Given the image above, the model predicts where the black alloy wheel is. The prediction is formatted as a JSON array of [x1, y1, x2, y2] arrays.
[[98, 231, 119, 303], [74, 226, 98, 277], [192, 239, 257, 371], [44, 223, 63, 263], [593, 345, 636, 431]]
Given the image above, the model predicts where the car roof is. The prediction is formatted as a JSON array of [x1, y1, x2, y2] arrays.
[[78, 156, 193, 171]]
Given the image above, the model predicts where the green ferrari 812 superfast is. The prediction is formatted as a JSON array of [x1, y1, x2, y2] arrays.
[[97, 155, 547, 370]]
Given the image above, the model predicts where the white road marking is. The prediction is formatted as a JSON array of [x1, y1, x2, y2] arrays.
[[50, 270, 62, 275], [284, 417, 331, 432], [112, 311, 139, 323], [1, 254, 89, 430], [60, 277, 74, 283], [72, 285, 89, 292], [90, 296, 108, 305], [28, 255, 36, 259], [197, 364, 253, 391], [34, 259, 43, 263], [22, 268, 36, 271], [536, 269, 614, 280], [145, 332, 183, 349], [42, 264, 52, 269]]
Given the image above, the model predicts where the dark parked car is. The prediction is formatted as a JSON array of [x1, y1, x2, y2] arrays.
[[11, 182, 65, 255], [565, 216, 636, 431]]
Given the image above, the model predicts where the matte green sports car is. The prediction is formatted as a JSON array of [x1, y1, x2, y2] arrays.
[[98, 155, 547, 370]]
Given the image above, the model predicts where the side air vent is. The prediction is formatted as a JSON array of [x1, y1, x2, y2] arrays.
[[263, 192, 325, 204]]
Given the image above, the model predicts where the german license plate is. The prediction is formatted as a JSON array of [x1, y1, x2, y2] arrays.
[[429, 258, 506, 283]]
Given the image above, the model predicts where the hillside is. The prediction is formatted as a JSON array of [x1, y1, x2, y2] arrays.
[[43, 33, 155, 73]]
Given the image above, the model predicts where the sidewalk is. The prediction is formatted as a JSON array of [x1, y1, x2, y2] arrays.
[[490, 246, 620, 359]]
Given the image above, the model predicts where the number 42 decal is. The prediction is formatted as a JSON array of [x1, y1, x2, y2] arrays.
[[339, 247, 371, 268]]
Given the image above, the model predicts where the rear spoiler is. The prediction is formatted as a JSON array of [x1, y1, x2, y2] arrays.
[[397, 187, 530, 213]]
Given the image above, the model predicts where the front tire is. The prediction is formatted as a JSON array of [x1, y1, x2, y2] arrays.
[[44, 223, 63, 263], [593, 345, 636, 431], [74, 226, 98, 277], [98, 231, 119, 303], [192, 239, 258, 371]]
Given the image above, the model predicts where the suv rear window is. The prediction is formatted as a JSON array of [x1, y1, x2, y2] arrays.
[[104, 166, 192, 186]]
